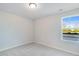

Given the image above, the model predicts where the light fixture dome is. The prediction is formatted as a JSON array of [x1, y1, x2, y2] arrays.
[[29, 3, 37, 8]]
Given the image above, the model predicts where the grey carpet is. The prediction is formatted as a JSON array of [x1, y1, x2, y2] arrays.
[[0, 43, 76, 56]]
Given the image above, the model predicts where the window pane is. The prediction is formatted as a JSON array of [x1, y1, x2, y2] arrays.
[[62, 16, 79, 41]]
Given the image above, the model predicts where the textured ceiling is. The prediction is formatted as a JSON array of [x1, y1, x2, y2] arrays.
[[0, 3, 79, 20]]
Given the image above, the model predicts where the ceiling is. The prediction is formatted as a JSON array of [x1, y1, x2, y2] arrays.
[[0, 3, 79, 20]]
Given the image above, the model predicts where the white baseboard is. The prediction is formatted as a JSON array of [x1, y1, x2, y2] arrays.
[[0, 41, 33, 52], [36, 42, 79, 56]]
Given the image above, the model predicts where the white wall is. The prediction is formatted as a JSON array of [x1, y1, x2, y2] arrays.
[[35, 8, 79, 55], [0, 11, 33, 51]]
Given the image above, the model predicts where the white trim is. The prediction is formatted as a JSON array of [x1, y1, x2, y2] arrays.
[[61, 15, 79, 20], [0, 41, 33, 52]]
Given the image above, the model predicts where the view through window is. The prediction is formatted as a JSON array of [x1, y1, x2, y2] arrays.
[[62, 16, 79, 41]]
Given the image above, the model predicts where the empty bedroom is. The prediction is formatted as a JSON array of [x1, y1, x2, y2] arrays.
[[0, 3, 79, 56]]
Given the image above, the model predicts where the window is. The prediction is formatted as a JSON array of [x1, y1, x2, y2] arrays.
[[62, 16, 79, 41]]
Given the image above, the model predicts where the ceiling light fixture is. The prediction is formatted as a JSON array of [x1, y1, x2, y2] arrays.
[[29, 3, 37, 8]]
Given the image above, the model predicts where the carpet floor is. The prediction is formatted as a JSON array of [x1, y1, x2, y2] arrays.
[[0, 43, 76, 56]]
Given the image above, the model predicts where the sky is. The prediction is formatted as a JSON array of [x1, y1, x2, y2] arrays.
[[63, 16, 79, 29], [63, 16, 79, 24]]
